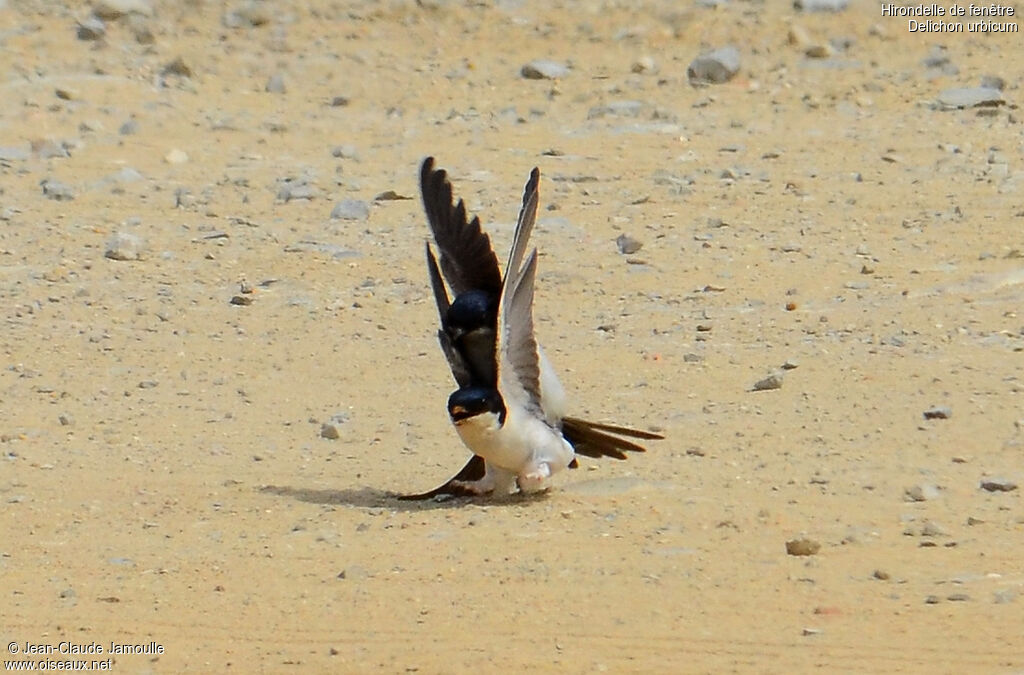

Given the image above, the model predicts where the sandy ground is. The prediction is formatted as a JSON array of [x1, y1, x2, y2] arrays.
[[2, 0, 1022, 672]]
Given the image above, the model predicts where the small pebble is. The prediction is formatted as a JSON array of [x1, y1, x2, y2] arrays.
[[331, 144, 359, 159], [58, 414, 74, 426], [164, 149, 188, 164], [631, 56, 656, 74], [616, 234, 643, 255], [77, 17, 106, 40], [93, 0, 153, 19], [41, 178, 75, 201], [752, 373, 783, 392], [925, 595, 941, 604], [687, 46, 741, 85], [104, 232, 142, 261], [794, 0, 848, 10], [223, 2, 271, 28], [785, 537, 820, 556], [320, 423, 340, 440], [873, 569, 890, 580], [521, 60, 569, 80], [162, 56, 193, 78], [979, 479, 1017, 492], [994, 589, 1016, 604], [922, 406, 952, 420], [979, 75, 1005, 91], [266, 73, 286, 94], [119, 119, 140, 135], [935, 87, 1004, 111], [919, 520, 948, 537], [278, 180, 316, 202], [330, 199, 370, 221], [904, 483, 940, 502]]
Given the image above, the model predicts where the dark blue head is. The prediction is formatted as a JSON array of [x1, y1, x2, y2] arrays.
[[447, 387, 506, 425], [446, 290, 497, 334]]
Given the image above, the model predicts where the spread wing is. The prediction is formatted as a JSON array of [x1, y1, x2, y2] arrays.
[[504, 167, 540, 285], [420, 157, 502, 297], [495, 167, 544, 418], [496, 246, 545, 418], [425, 243, 472, 387]]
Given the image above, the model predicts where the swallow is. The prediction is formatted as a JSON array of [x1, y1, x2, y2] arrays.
[[400, 157, 662, 500]]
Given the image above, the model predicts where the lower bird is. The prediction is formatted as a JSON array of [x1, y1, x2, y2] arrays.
[[401, 158, 662, 499]]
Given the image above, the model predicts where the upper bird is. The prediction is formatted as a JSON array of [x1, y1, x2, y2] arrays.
[[401, 157, 662, 499]]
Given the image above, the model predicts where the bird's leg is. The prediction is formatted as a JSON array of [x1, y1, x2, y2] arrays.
[[517, 461, 552, 493]]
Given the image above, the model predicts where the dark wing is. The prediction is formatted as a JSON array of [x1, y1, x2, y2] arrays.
[[426, 244, 473, 386], [561, 416, 663, 460], [420, 157, 502, 296], [396, 454, 488, 501]]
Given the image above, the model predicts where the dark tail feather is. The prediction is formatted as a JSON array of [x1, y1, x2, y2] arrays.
[[562, 416, 663, 460]]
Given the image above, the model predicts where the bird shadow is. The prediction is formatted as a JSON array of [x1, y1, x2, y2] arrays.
[[258, 484, 551, 511]]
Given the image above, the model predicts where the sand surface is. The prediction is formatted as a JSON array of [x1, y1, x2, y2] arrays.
[[2, 0, 1022, 672]]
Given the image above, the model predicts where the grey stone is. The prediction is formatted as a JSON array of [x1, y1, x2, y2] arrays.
[[93, 0, 153, 19], [330, 199, 370, 221], [521, 60, 569, 80], [277, 178, 316, 202], [0, 146, 29, 161], [752, 372, 783, 392], [794, 0, 848, 11], [687, 46, 741, 85], [162, 57, 193, 78], [920, 520, 948, 537], [223, 2, 272, 28], [905, 483, 940, 502], [41, 178, 74, 201], [266, 73, 286, 94], [119, 119, 140, 135], [980, 75, 1005, 91], [979, 478, 1017, 492], [104, 232, 142, 261], [331, 144, 359, 159], [587, 100, 645, 119], [616, 234, 643, 254], [320, 423, 340, 440], [33, 140, 69, 159], [935, 87, 1004, 110], [922, 406, 952, 420], [77, 17, 107, 40]]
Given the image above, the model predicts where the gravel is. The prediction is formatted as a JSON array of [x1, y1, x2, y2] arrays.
[[40, 178, 74, 201], [104, 232, 143, 261], [521, 60, 569, 80], [330, 199, 370, 221], [786, 538, 821, 556], [979, 479, 1017, 492], [687, 46, 741, 85], [934, 87, 1004, 111], [616, 234, 643, 255]]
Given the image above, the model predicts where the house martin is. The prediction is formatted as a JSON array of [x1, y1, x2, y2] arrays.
[[401, 157, 662, 500]]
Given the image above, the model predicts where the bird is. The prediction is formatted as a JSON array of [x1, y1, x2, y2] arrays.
[[400, 157, 662, 499]]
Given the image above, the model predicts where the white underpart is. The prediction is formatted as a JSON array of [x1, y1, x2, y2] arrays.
[[454, 407, 574, 493]]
